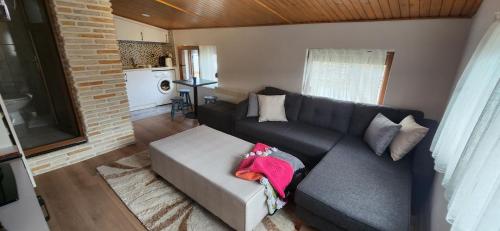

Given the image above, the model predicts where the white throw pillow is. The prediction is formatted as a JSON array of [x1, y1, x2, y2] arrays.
[[257, 95, 287, 122], [390, 115, 429, 161]]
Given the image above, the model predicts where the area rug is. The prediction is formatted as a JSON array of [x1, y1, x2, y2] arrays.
[[97, 151, 305, 231]]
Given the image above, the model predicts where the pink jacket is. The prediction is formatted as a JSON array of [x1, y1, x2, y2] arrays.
[[235, 143, 293, 198]]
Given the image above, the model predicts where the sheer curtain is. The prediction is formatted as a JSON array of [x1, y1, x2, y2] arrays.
[[430, 16, 500, 231], [199, 45, 218, 80], [302, 49, 387, 104]]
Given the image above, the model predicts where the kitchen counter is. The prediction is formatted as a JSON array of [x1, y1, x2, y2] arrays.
[[123, 66, 176, 72]]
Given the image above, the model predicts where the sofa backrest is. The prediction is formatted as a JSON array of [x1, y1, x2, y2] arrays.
[[348, 103, 425, 136], [298, 96, 355, 133]]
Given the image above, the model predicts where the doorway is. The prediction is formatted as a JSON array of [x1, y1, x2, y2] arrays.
[[177, 46, 199, 80], [0, 0, 85, 156]]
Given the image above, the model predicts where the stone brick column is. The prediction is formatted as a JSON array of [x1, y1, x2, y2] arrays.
[[27, 0, 135, 175]]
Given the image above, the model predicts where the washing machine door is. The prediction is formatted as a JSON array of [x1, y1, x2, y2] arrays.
[[158, 78, 171, 94]]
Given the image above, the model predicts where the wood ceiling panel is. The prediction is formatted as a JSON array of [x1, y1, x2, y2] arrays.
[[429, 0, 443, 17], [387, 0, 401, 18], [419, 0, 432, 17], [110, 0, 483, 30], [162, 0, 287, 27]]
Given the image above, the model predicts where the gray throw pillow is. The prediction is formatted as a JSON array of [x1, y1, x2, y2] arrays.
[[364, 113, 402, 156], [246, 93, 259, 117]]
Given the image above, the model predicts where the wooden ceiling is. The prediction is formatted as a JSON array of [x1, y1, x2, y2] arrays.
[[110, 0, 483, 30]]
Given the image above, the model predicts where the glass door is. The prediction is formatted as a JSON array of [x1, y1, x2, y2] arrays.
[[0, 0, 85, 157], [177, 46, 199, 80]]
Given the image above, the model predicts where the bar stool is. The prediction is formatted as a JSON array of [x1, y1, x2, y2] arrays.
[[204, 95, 218, 104], [178, 89, 193, 111], [170, 96, 184, 120]]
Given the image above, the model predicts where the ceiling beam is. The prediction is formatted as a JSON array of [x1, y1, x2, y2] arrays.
[[253, 0, 293, 24]]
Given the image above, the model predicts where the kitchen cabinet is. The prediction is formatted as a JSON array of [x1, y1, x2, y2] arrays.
[[114, 16, 143, 41], [125, 70, 157, 111], [142, 26, 168, 43], [113, 16, 168, 43]]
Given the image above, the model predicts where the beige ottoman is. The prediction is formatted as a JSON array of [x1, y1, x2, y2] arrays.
[[150, 125, 268, 231]]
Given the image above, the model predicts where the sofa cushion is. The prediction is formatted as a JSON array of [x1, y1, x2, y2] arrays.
[[364, 113, 402, 156], [257, 95, 287, 122], [298, 96, 355, 133], [348, 103, 424, 137], [295, 136, 412, 231], [258, 87, 303, 121], [235, 118, 343, 166]]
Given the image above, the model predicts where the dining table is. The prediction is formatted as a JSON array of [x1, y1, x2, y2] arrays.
[[173, 78, 218, 118]]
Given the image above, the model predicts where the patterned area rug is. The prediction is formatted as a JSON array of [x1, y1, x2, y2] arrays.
[[97, 151, 305, 231]]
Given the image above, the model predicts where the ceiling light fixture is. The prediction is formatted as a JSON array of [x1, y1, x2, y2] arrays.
[[141, 13, 151, 17]]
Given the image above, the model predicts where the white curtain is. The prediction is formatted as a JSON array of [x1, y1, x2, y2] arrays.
[[430, 17, 500, 231], [302, 49, 387, 104], [199, 45, 218, 80]]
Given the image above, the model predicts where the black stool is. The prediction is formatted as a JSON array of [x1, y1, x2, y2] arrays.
[[204, 95, 218, 104], [170, 96, 185, 120], [179, 89, 193, 111]]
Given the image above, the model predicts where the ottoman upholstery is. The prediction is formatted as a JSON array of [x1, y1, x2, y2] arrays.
[[150, 125, 267, 231]]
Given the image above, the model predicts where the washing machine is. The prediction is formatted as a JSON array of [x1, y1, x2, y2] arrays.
[[154, 69, 175, 106]]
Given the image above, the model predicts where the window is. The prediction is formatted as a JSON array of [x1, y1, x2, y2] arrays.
[[302, 49, 394, 104]]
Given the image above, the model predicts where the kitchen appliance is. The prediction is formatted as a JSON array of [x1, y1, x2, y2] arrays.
[[154, 69, 175, 106], [158, 55, 168, 67]]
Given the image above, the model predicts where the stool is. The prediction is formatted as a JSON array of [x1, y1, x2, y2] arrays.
[[204, 95, 218, 104], [179, 89, 193, 111], [170, 96, 185, 120]]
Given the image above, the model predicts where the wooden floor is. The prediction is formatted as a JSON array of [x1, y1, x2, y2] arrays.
[[35, 114, 198, 231]]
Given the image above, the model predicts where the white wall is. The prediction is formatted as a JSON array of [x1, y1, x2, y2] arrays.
[[173, 19, 470, 120], [428, 1, 500, 231]]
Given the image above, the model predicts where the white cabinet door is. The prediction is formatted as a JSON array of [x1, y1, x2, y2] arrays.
[[142, 26, 167, 43], [125, 71, 157, 111], [114, 17, 142, 41]]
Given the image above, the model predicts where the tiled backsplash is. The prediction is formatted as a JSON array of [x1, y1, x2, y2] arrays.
[[118, 33, 176, 68]]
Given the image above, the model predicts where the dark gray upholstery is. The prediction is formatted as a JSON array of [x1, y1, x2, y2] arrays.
[[295, 136, 412, 231], [348, 103, 424, 137], [298, 96, 354, 133], [205, 86, 437, 231], [197, 101, 236, 134], [235, 118, 343, 167]]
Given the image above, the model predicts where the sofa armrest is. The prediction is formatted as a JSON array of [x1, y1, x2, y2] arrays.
[[234, 99, 249, 121], [411, 118, 439, 212]]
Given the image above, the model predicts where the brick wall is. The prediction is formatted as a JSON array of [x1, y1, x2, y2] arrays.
[[27, 0, 135, 175]]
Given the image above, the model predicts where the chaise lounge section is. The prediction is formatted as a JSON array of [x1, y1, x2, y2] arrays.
[[199, 87, 437, 230]]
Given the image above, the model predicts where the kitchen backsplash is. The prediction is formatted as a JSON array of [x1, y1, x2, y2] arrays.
[[118, 32, 176, 68]]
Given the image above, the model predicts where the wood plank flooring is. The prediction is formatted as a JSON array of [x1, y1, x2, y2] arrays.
[[35, 114, 198, 231]]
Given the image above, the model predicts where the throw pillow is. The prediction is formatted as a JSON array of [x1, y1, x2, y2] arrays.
[[258, 95, 287, 122], [364, 113, 402, 155], [390, 115, 429, 161], [247, 93, 259, 117]]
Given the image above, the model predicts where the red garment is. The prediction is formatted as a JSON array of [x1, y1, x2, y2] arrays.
[[252, 143, 270, 153], [235, 153, 293, 198]]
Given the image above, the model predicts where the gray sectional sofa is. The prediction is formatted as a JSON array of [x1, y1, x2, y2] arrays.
[[199, 87, 438, 231]]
